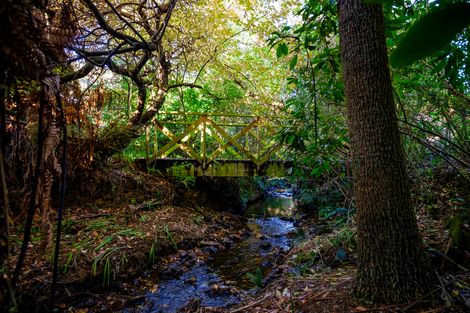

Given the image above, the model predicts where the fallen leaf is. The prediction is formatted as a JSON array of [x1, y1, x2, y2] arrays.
[[354, 306, 368, 311]]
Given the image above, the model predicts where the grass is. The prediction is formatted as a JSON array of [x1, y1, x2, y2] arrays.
[[63, 251, 75, 273], [116, 228, 145, 238], [62, 219, 77, 234], [161, 224, 177, 250], [58, 216, 150, 285], [149, 243, 157, 264], [92, 246, 125, 286], [84, 218, 115, 233], [293, 250, 319, 274], [192, 215, 204, 225], [95, 236, 115, 252]]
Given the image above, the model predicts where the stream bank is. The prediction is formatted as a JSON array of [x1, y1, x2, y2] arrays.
[[123, 187, 298, 313], [9, 162, 303, 312], [8, 165, 260, 312]]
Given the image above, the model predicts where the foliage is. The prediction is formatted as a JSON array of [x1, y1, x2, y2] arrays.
[[239, 177, 267, 205], [391, 1, 470, 67], [269, 0, 469, 184], [161, 224, 178, 250], [247, 267, 263, 288], [292, 250, 319, 274], [329, 228, 356, 250], [0, 0, 75, 80], [268, 0, 349, 180], [148, 243, 158, 264], [170, 162, 196, 189], [319, 206, 355, 227]]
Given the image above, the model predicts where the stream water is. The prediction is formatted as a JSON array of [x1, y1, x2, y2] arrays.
[[127, 189, 297, 313]]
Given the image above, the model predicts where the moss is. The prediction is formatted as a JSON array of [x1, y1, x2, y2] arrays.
[[449, 214, 463, 248]]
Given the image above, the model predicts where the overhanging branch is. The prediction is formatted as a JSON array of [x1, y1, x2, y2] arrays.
[[166, 83, 203, 91], [81, 0, 140, 45], [60, 62, 95, 84]]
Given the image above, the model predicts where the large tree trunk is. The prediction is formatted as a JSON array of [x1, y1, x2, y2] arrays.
[[338, 0, 434, 304]]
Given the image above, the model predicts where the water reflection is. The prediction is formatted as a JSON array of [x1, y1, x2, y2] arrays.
[[208, 192, 296, 289], [247, 194, 297, 219]]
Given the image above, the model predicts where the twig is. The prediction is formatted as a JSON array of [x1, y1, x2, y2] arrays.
[[402, 287, 441, 311], [71, 213, 111, 220], [398, 118, 469, 160], [442, 237, 452, 268], [430, 248, 469, 272], [352, 304, 400, 312], [229, 294, 270, 313], [56, 292, 112, 313], [436, 271, 453, 307], [300, 290, 329, 304], [314, 240, 325, 266], [421, 308, 446, 313]]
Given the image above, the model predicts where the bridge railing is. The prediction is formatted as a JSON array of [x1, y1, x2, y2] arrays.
[[148, 112, 286, 168]]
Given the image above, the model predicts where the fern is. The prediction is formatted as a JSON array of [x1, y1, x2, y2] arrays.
[[247, 267, 263, 288]]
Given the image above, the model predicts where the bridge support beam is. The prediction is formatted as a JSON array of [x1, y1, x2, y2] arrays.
[[137, 159, 293, 177]]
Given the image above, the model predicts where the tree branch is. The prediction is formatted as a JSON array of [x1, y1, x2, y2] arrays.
[[398, 118, 470, 159], [81, 0, 140, 45], [131, 51, 151, 78], [152, 0, 177, 42], [401, 129, 470, 170], [166, 83, 202, 91], [60, 62, 95, 84], [70, 44, 149, 59], [103, 0, 150, 47], [137, 0, 154, 38]]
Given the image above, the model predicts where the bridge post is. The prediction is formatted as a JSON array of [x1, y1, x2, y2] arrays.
[[201, 115, 207, 169]]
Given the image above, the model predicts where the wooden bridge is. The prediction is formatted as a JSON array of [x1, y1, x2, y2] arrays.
[[139, 112, 292, 177]]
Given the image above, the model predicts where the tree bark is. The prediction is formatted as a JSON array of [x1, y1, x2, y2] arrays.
[[338, 0, 434, 304]]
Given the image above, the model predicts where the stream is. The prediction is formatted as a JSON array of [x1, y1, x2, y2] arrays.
[[126, 189, 297, 313]]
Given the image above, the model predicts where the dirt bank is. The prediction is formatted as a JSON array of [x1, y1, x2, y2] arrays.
[[7, 163, 251, 312]]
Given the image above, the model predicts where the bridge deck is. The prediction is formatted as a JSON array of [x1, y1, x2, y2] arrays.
[[137, 158, 293, 177]]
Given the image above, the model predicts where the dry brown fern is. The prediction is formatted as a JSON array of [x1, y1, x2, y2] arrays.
[[0, 0, 76, 80]]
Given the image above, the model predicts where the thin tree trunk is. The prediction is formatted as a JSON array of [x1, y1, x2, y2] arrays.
[[338, 0, 434, 304]]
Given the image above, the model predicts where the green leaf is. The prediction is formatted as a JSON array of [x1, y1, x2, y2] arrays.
[[286, 133, 296, 145], [431, 58, 447, 74], [276, 42, 289, 58], [391, 2, 470, 67], [280, 42, 289, 56], [289, 55, 298, 70]]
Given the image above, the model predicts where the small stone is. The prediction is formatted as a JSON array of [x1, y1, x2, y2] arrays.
[[184, 276, 197, 284]]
